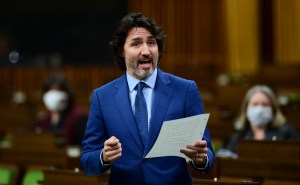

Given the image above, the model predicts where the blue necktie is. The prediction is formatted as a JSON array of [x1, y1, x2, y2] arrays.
[[135, 82, 148, 145]]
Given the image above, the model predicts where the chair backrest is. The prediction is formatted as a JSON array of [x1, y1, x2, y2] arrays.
[[0, 164, 19, 185], [22, 170, 44, 185]]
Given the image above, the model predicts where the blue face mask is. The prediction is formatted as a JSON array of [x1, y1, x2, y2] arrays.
[[246, 105, 273, 126]]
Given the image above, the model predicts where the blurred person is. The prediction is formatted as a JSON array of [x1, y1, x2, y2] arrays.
[[80, 12, 215, 185], [35, 72, 87, 145], [225, 85, 299, 153]]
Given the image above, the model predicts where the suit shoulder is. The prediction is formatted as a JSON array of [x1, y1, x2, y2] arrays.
[[160, 70, 194, 84], [93, 75, 125, 94]]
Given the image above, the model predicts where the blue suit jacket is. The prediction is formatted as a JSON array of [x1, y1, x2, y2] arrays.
[[81, 69, 215, 185]]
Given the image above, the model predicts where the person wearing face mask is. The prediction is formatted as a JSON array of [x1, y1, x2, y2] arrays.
[[225, 85, 299, 153], [35, 72, 87, 146]]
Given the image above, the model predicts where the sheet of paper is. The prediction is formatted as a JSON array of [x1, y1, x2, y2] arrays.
[[145, 113, 210, 161]]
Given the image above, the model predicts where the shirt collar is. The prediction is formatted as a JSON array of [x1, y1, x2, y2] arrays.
[[127, 68, 157, 92]]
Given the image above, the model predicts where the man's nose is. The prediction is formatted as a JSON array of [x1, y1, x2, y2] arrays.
[[141, 44, 151, 55]]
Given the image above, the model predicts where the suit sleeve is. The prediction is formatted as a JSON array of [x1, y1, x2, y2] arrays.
[[80, 90, 110, 176], [186, 81, 215, 173]]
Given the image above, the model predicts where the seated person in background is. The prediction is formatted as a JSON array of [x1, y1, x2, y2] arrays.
[[35, 72, 87, 146], [225, 85, 299, 153]]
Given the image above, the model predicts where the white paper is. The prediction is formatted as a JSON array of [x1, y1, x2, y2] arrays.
[[145, 113, 210, 161]]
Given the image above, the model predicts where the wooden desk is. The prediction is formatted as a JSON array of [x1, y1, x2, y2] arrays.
[[218, 157, 300, 182], [0, 105, 35, 132], [193, 179, 261, 185], [237, 140, 300, 159], [262, 179, 300, 185], [0, 147, 69, 169], [0, 131, 80, 169], [41, 169, 109, 185]]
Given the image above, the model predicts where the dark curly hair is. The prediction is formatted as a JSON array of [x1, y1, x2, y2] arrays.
[[109, 12, 166, 71]]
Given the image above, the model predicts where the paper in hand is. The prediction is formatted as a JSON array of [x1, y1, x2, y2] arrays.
[[145, 113, 210, 161]]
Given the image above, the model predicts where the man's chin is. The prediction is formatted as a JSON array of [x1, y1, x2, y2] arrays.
[[136, 69, 153, 79]]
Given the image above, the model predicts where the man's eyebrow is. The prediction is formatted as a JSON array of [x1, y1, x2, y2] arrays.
[[131, 37, 142, 41], [130, 36, 155, 41]]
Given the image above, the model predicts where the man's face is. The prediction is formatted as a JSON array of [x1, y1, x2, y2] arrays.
[[123, 27, 159, 80]]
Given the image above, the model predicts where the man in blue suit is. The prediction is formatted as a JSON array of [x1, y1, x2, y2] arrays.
[[80, 12, 215, 185]]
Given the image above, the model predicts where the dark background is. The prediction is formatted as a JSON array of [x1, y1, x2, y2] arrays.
[[0, 0, 127, 67]]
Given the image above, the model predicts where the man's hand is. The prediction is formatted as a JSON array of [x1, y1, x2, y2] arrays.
[[180, 140, 208, 165], [102, 136, 122, 163]]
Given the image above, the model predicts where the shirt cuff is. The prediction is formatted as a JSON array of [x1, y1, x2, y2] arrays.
[[100, 150, 112, 167], [191, 156, 209, 170]]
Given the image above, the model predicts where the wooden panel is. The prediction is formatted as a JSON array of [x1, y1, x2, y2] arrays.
[[237, 140, 300, 159], [11, 132, 58, 149], [0, 67, 122, 111], [273, 0, 300, 65], [258, 65, 300, 88], [0, 105, 36, 132], [0, 131, 78, 169], [217, 140, 300, 182], [42, 169, 109, 185], [193, 179, 261, 185], [209, 123, 234, 144], [219, 157, 300, 181], [216, 85, 250, 114], [282, 105, 300, 134], [263, 179, 300, 185], [127, 0, 225, 73], [0, 147, 68, 169]]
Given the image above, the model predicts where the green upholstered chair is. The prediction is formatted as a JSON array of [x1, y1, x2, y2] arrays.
[[0, 165, 19, 185], [22, 170, 44, 185]]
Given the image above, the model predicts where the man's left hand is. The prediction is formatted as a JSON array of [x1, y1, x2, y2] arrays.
[[180, 140, 208, 165]]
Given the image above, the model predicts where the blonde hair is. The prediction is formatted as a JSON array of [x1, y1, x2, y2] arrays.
[[234, 85, 286, 130]]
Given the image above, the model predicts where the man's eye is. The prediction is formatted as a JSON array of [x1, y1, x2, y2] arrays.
[[131, 42, 140, 47], [148, 40, 156, 45]]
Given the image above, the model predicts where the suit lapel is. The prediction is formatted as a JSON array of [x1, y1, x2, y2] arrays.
[[144, 69, 173, 155], [113, 75, 144, 150]]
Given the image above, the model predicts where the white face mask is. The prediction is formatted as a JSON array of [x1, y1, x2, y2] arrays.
[[246, 105, 273, 127], [43, 90, 68, 112]]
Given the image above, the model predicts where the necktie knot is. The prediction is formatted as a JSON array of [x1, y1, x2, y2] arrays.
[[136, 82, 146, 93]]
